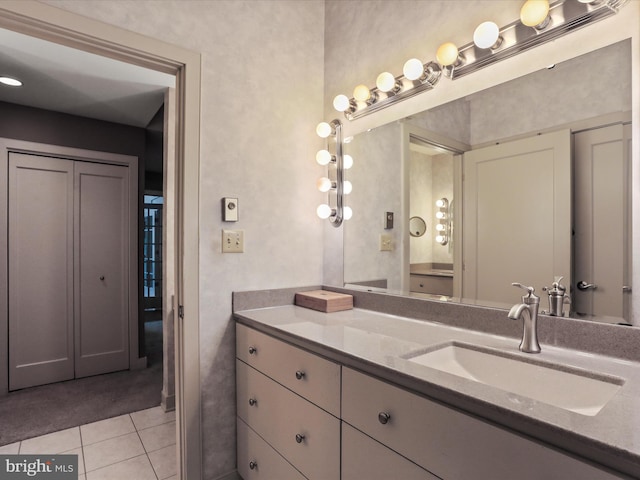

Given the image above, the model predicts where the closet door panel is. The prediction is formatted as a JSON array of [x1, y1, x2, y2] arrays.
[[8, 152, 75, 390], [74, 161, 130, 378]]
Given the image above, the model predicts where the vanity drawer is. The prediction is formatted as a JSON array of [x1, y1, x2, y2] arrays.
[[236, 323, 341, 416], [342, 367, 625, 480], [342, 422, 439, 480], [237, 359, 340, 480], [410, 274, 453, 296], [237, 417, 306, 480]]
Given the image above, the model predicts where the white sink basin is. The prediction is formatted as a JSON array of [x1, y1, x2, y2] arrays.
[[406, 343, 623, 416]]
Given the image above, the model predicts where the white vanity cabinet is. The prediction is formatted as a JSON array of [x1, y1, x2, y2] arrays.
[[236, 324, 341, 479], [342, 367, 625, 480]]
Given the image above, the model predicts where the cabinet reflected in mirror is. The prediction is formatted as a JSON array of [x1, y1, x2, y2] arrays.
[[343, 40, 632, 325]]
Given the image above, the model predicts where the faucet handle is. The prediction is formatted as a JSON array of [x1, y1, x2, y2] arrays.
[[512, 282, 540, 303]]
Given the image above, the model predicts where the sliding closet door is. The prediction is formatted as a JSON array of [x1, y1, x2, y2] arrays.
[[8, 153, 74, 390], [74, 161, 130, 378]]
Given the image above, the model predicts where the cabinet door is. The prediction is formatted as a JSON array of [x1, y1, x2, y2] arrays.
[[342, 367, 625, 480], [8, 153, 75, 390], [237, 359, 340, 480], [74, 161, 130, 378], [237, 417, 306, 480], [342, 423, 439, 480]]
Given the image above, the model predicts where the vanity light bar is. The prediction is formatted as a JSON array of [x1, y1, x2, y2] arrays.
[[448, 0, 630, 79], [334, 0, 628, 121]]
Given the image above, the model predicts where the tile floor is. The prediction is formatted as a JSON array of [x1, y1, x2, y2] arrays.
[[0, 406, 176, 480]]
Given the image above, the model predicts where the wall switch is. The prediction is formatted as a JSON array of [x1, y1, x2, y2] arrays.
[[222, 229, 244, 253], [222, 197, 239, 222], [380, 234, 393, 251]]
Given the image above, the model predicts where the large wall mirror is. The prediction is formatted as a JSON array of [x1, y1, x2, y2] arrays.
[[343, 39, 633, 325]]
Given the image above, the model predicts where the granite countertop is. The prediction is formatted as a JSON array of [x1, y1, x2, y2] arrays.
[[234, 305, 640, 478]]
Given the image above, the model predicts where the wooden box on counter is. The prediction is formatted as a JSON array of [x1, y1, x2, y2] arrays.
[[295, 290, 353, 313]]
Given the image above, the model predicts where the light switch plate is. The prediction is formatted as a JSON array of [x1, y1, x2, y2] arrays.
[[222, 229, 244, 253], [380, 234, 393, 251], [222, 197, 239, 222]]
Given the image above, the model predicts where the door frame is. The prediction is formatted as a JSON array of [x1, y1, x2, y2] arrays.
[[0, 2, 202, 479]]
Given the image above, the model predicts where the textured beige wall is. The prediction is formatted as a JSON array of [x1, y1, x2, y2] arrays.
[[41, 1, 325, 478]]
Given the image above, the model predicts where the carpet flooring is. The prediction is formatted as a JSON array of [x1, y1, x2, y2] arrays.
[[0, 321, 164, 446]]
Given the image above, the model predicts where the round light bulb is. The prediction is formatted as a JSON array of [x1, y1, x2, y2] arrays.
[[403, 58, 425, 81], [436, 198, 446, 208], [520, 0, 550, 27], [333, 94, 351, 112], [435, 235, 446, 244], [353, 84, 371, 102], [317, 177, 333, 193], [436, 211, 446, 219], [316, 122, 333, 138], [343, 206, 353, 220], [376, 72, 396, 92], [316, 149, 332, 166], [317, 204, 333, 219], [343, 154, 354, 170], [0, 76, 22, 87], [343, 181, 353, 195], [436, 224, 446, 232], [473, 21, 500, 49], [436, 42, 459, 67]]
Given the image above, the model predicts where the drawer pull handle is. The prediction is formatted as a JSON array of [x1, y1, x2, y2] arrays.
[[249, 461, 258, 470], [248, 398, 257, 406], [378, 412, 391, 425], [295, 370, 306, 380], [248, 346, 257, 355], [295, 433, 305, 444]]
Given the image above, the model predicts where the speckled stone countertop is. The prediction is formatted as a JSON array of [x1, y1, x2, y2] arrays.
[[234, 289, 640, 478]]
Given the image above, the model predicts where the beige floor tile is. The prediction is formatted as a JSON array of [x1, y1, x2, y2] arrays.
[[138, 421, 176, 453], [131, 406, 175, 431], [148, 444, 177, 479], [79, 475, 86, 480], [20, 427, 81, 454], [83, 432, 144, 472], [86, 454, 156, 480], [80, 414, 135, 446], [62, 447, 85, 475], [0, 442, 20, 454]]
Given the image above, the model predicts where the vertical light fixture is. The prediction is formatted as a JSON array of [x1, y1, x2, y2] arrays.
[[435, 198, 450, 245], [316, 119, 352, 226]]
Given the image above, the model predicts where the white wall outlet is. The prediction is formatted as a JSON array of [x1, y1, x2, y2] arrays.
[[380, 234, 393, 251], [222, 229, 244, 253], [222, 197, 239, 222]]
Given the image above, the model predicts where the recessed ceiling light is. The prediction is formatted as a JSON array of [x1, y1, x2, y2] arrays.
[[0, 76, 23, 87]]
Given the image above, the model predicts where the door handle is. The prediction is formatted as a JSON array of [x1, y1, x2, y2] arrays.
[[577, 281, 597, 291]]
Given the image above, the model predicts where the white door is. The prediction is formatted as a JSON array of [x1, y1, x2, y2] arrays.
[[8, 153, 75, 390], [462, 130, 571, 305], [573, 124, 631, 321], [74, 161, 130, 378]]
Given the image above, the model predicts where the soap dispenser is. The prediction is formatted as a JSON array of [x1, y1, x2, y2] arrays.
[[542, 276, 570, 317]]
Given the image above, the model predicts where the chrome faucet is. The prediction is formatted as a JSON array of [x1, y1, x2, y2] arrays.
[[542, 276, 570, 317], [508, 283, 541, 354]]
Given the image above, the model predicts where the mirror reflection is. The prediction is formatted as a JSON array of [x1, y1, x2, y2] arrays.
[[344, 40, 632, 325]]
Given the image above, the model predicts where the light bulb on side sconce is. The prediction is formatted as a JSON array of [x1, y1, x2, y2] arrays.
[[317, 177, 333, 193], [376, 72, 399, 93], [436, 224, 446, 232], [436, 211, 446, 219], [403, 58, 425, 81], [436, 42, 461, 67], [316, 150, 333, 166], [435, 234, 447, 245], [343, 154, 354, 170], [316, 122, 333, 138], [473, 21, 502, 49], [317, 204, 333, 219], [353, 84, 372, 102], [436, 198, 448, 208], [520, 0, 551, 29], [343, 206, 353, 220], [333, 94, 352, 112], [343, 181, 353, 195]]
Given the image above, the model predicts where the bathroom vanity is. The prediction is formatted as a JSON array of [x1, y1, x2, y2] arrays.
[[234, 288, 640, 480]]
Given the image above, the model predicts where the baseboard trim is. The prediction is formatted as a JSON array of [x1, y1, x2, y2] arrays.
[[161, 391, 175, 411]]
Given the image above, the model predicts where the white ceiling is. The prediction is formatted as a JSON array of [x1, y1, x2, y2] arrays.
[[0, 27, 175, 128]]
